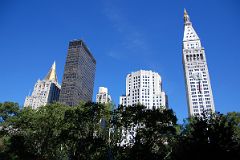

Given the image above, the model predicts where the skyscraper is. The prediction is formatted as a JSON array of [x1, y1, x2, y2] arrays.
[[119, 70, 168, 146], [182, 9, 215, 117], [59, 39, 96, 106], [24, 62, 61, 109], [96, 87, 112, 104], [120, 70, 168, 109]]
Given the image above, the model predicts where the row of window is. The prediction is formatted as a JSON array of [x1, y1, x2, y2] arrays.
[[193, 100, 211, 105], [192, 105, 212, 110], [191, 87, 209, 92], [192, 94, 210, 98], [186, 54, 203, 61], [192, 98, 211, 101]]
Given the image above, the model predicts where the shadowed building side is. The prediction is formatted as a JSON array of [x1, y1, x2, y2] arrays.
[[59, 39, 96, 106]]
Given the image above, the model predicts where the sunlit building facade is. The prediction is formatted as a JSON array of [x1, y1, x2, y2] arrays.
[[24, 62, 61, 109], [120, 70, 168, 109], [182, 9, 215, 117], [96, 87, 112, 104], [119, 70, 168, 146]]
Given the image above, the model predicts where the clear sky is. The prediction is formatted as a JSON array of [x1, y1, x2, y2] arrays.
[[0, 0, 240, 122]]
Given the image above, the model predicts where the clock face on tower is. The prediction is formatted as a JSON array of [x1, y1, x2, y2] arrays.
[[191, 71, 203, 81]]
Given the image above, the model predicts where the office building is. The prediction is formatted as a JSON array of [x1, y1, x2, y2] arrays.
[[120, 70, 168, 109], [96, 87, 112, 104], [59, 39, 96, 106], [24, 62, 61, 109], [182, 9, 215, 116]]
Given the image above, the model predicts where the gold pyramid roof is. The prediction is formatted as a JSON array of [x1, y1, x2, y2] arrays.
[[45, 61, 58, 82]]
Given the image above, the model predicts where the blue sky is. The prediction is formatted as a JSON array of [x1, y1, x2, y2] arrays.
[[0, 0, 239, 122]]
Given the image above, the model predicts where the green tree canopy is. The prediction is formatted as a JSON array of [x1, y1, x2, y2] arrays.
[[110, 104, 178, 160], [1, 102, 240, 160], [172, 112, 240, 160]]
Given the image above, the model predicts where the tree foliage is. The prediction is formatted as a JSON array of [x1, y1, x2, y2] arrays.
[[0, 102, 111, 160], [226, 112, 240, 143], [0, 102, 239, 160], [172, 112, 240, 160], [110, 104, 178, 160]]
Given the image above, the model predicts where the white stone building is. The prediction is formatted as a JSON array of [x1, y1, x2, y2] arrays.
[[182, 9, 215, 117], [119, 70, 168, 146], [24, 62, 61, 109], [96, 87, 112, 104], [120, 70, 168, 109]]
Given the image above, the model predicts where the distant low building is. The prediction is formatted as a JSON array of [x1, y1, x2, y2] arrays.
[[24, 62, 61, 109], [96, 87, 111, 104]]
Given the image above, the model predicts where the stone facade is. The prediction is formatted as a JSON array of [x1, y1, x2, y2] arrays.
[[119, 70, 168, 146], [120, 70, 168, 109], [24, 62, 61, 109], [96, 87, 112, 104], [182, 9, 215, 117]]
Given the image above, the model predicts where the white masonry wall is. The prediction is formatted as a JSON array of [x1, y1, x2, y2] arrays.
[[120, 70, 167, 109], [182, 10, 215, 117]]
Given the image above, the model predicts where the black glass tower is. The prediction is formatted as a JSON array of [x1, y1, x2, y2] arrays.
[[59, 39, 96, 106]]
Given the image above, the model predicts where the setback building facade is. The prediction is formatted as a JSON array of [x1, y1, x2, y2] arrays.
[[119, 70, 168, 146], [120, 70, 168, 109], [24, 62, 61, 109]]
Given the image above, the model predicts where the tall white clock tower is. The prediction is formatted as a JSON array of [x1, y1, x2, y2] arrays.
[[182, 9, 215, 117]]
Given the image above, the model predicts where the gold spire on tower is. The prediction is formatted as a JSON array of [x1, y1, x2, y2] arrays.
[[184, 8, 191, 24], [184, 8, 188, 15], [45, 61, 58, 82]]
